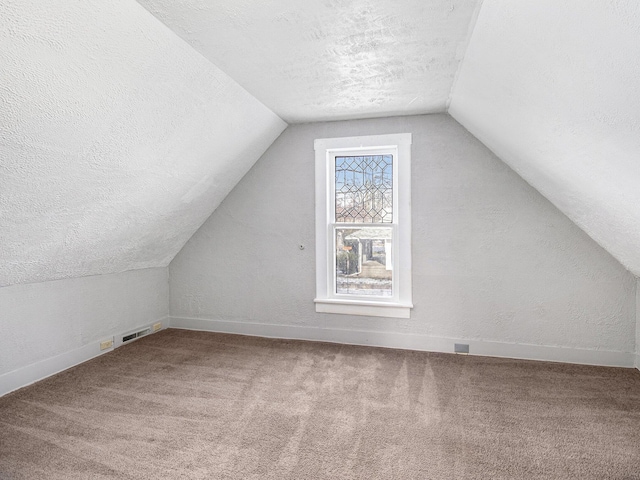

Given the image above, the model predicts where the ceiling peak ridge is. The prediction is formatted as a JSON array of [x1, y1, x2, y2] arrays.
[[133, 0, 286, 125]]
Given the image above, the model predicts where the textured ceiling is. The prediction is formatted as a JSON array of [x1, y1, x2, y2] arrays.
[[0, 0, 286, 287], [4, 0, 640, 290], [449, 0, 640, 276], [135, 0, 482, 123]]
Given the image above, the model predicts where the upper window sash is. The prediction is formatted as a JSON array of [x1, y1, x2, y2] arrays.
[[329, 146, 399, 226]]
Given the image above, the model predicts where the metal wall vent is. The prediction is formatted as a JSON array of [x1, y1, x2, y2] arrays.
[[122, 328, 151, 344]]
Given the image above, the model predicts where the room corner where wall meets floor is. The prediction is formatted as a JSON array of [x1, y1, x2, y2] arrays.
[[0, 268, 170, 397], [2, 328, 639, 479], [168, 114, 638, 369], [636, 277, 640, 370]]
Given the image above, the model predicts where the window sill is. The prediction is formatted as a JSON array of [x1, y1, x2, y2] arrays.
[[314, 298, 413, 318]]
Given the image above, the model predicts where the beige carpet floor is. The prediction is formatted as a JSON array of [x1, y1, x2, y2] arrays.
[[1, 329, 640, 479]]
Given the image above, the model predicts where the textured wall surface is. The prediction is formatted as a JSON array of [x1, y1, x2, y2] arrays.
[[0, 0, 286, 287], [449, 0, 640, 276], [170, 115, 636, 357], [0, 268, 168, 376], [136, 0, 481, 123]]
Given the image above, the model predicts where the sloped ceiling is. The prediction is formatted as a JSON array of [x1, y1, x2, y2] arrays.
[[3, 0, 639, 289], [0, 0, 286, 287], [449, 0, 640, 276], [135, 0, 482, 123]]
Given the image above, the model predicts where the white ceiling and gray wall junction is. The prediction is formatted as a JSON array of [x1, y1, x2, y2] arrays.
[[138, 0, 640, 279], [3, 0, 638, 285], [1, 1, 639, 370]]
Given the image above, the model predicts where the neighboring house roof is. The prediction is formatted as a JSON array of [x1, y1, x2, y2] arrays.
[[345, 229, 393, 241]]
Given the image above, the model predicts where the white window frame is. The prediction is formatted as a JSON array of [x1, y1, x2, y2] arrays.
[[314, 133, 412, 318]]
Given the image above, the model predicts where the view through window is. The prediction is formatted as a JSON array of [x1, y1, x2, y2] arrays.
[[314, 133, 412, 318], [334, 154, 393, 297]]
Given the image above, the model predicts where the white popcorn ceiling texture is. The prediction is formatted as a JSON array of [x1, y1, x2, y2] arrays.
[[449, 0, 640, 276], [2, 0, 640, 288], [0, 0, 286, 287], [136, 0, 482, 123]]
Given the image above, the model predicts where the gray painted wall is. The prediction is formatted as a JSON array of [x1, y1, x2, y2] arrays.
[[170, 114, 636, 365], [637, 279, 640, 369], [0, 267, 169, 394]]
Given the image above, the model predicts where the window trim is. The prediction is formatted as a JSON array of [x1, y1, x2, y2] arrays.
[[314, 133, 413, 318]]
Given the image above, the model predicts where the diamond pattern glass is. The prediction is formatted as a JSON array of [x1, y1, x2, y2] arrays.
[[335, 155, 393, 223]]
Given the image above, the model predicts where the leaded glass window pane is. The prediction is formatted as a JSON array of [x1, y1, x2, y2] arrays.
[[335, 155, 393, 223]]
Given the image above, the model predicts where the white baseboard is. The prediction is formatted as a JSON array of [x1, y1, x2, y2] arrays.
[[170, 316, 635, 369], [636, 353, 640, 371], [4, 315, 632, 399], [0, 317, 168, 398]]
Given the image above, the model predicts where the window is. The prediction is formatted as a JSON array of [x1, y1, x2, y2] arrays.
[[314, 133, 412, 318]]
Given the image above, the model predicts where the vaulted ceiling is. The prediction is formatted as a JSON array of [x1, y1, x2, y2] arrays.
[[449, 0, 640, 276], [135, 0, 482, 123], [0, 0, 286, 287], [1, 0, 639, 287]]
